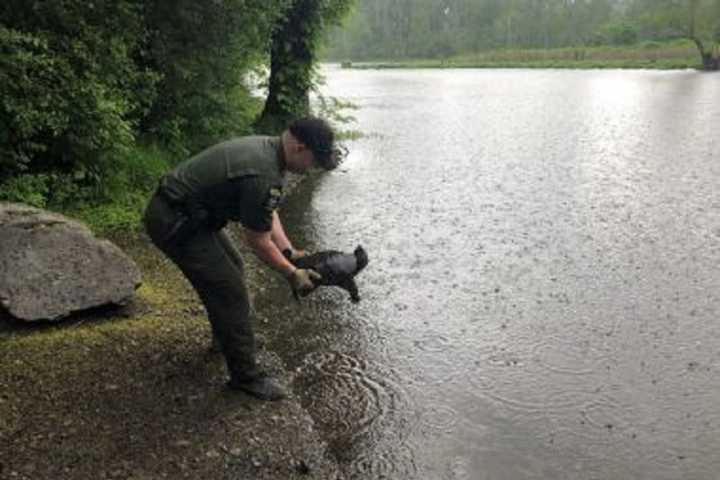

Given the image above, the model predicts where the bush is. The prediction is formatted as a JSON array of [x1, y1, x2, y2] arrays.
[[0, 1, 160, 182], [0, 0, 353, 232], [0, 28, 67, 176], [595, 22, 639, 46], [138, 0, 285, 154], [641, 41, 663, 50], [0, 174, 51, 208], [0, 144, 173, 233], [72, 145, 173, 231]]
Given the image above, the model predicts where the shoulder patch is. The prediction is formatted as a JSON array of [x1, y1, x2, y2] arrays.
[[264, 186, 283, 212]]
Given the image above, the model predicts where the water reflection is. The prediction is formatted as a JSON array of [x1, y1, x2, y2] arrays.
[[266, 68, 720, 479]]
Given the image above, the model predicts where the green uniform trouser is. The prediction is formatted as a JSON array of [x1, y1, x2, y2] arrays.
[[143, 193, 259, 381]]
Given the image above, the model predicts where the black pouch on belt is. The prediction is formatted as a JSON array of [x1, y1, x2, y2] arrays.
[[156, 186, 210, 245]]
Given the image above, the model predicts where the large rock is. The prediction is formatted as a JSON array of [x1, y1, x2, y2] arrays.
[[0, 202, 142, 322]]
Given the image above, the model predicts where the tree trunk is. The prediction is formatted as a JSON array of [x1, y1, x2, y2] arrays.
[[256, 0, 318, 134], [692, 37, 720, 71], [689, 0, 719, 71]]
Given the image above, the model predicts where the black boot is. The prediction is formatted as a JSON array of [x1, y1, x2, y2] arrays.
[[227, 374, 287, 401]]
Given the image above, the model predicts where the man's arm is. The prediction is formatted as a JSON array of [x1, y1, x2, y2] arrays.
[[270, 211, 293, 253], [246, 227, 321, 298], [245, 228, 296, 277], [271, 210, 306, 258]]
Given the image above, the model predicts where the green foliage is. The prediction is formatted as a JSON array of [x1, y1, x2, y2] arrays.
[[0, 174, 51, 208], [0, 2, 160, 181], [138, 0, 287, 153], [347, 39, 698, 70], [324, 0, 718, 62], [69, 198, 146, 233], [594, 22, 639, 45], [1, 0, 355, 170], [0, 0, 293, 179], [312, 80, 360, 140], [256, 0, 355, 133], [0, 144, 172, 232], [0, 0, 357, 230], [315, 94, 358, 127], [0, 27, 57, 175], [55, 145, 173, 233]]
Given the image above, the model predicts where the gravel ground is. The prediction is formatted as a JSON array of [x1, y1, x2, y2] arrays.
[[0, 216, 342, 480]]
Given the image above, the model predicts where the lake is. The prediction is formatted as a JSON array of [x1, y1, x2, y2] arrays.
[[258, 67, 720, 480]]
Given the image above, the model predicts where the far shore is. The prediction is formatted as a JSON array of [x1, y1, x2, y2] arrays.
[[332, 40, 703, 71], [340, 60, 699, 70]]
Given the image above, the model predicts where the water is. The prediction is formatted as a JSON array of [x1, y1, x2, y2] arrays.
[[258, 68, 720, 479]]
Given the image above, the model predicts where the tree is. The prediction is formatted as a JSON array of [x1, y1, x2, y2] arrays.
[[256, 0, 354, 133], [0, 1, 154, 180], [323, 0, 720, 67], [138, 0, 286, 152], [689, 0, 720, 70]]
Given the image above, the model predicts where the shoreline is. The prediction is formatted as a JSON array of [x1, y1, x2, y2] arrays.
[[342, 62, 700, 70], [0, 174, 341, 479], [332, 41, 703, 71]]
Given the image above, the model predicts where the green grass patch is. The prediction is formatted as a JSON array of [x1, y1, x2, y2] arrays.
[[343, 39, 702, 70], [0, 144, 174, 234], [337, 129, 365, 141], [63, 145, 175, 234]]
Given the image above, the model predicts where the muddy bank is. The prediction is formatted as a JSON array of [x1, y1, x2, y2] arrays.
[[0, 181, 341, 480]]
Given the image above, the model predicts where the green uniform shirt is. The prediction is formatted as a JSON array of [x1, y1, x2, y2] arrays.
[[160, 136, 285, 232]]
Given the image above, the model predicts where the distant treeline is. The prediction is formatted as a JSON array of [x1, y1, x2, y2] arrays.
[[325, 0, 720, 61]]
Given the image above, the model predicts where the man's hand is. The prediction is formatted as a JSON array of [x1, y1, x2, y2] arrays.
[[287, 268, 322, 300]]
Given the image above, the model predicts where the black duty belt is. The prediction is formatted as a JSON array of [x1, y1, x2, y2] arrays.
[[155, 183, 228, 239]]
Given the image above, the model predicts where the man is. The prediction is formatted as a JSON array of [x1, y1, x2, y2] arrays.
[[143, 117, 339, 401]]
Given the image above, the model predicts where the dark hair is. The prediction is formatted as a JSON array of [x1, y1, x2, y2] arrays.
[[288, 117, 339, 170]]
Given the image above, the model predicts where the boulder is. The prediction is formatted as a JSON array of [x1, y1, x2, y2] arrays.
[[0, 202, 142, 322]]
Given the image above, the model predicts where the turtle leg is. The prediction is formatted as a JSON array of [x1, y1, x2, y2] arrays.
[[340, 278, 360, 303]]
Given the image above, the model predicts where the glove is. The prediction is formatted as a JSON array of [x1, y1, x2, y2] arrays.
[[287, 268, 322, 300]]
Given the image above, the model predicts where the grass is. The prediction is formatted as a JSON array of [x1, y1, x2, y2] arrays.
[[65, 145, 175, 233], [0, 144, 175, 234], [341, 39, 703, 70]]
